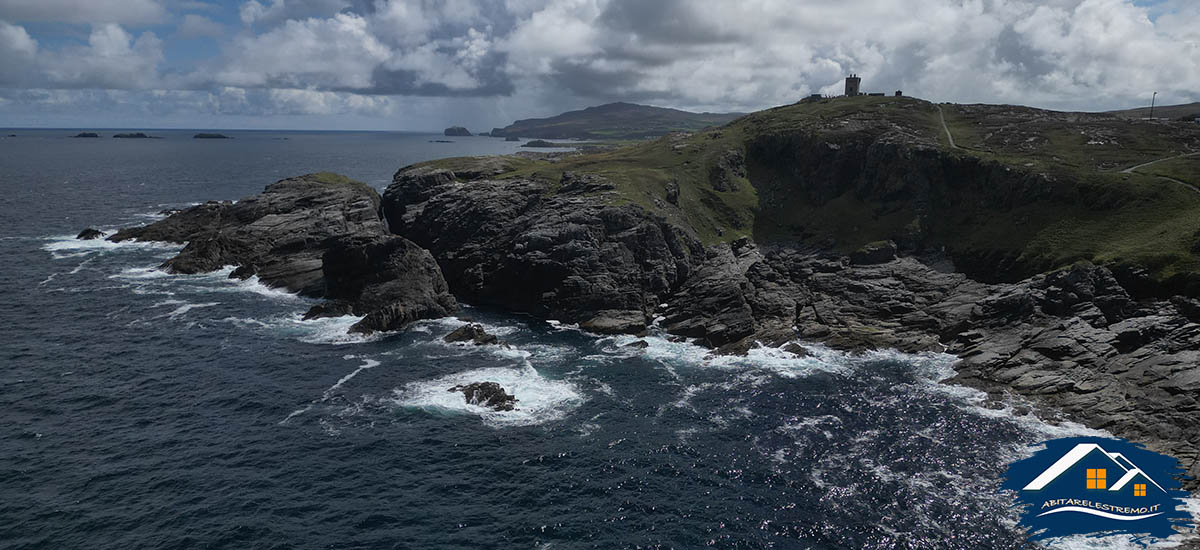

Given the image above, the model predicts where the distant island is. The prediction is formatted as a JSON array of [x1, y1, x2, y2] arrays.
[[72, 132, 100, 138], [520, 139, 558, 148], [443, 126, 472, 137], [113, 133, 159, 139], [489, 102, 741, 140], [193, 133, 230, 139]]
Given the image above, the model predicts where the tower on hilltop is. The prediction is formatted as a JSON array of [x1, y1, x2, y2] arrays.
[[845, 74, 861, 97]]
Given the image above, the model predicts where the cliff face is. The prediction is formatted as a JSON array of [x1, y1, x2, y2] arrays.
[[381, 165, 704, 333]]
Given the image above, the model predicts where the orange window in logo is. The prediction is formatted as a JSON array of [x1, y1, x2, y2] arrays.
[[1135, 484, 1147, 496], [1086, 469, 1107, 489]]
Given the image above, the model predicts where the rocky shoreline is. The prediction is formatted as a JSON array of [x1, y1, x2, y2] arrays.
[[105, 159, 1200, 491]]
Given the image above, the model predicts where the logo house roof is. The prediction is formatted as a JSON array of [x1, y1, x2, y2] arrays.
[[1021, 443, 1166, 493]]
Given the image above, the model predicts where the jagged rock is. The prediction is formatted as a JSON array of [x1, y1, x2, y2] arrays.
[[444, 126, 472, 137], [448, 382, 517, 411], [76, 228, 104, 240], [109, 173, 457, 335], [623, 340, 649, 349], [111, 174, 384, 295], [849, 240, 897, 265], [318, 234, 456, 317], [665, 179, 680, 205], [382, 162, 704, 329], [444, 323, 499, 345], [708, 149, 746, 192], [302, 301, 356, 320], [782, 342, 809, 357], [579, 310, 647, 335]]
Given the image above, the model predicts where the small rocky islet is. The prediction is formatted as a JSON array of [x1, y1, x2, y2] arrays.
[[97, 96, 1200, 486]]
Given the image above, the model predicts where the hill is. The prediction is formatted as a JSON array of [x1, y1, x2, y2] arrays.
[[1107, 101, 1200, 121], [488, 102, 742, 140], [430, 96, 1200, 292]]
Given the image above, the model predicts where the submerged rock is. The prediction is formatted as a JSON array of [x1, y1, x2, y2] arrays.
[[76, 228, 104, 240], [448, 382, 517, 411], [443, 323, 500, 345]]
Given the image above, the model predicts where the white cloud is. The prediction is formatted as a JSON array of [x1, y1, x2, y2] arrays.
[[41, 24, 164, 89], [239, 0, 349, 25], [0, 0, 166, 25], [217, 13, 391, 89], [175, 14, 225, 39]]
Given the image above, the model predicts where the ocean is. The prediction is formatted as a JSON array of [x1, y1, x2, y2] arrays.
[[0, 129, 1147, 549]]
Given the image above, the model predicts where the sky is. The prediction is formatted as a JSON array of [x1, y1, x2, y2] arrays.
[[0, 0, 1197, 131]]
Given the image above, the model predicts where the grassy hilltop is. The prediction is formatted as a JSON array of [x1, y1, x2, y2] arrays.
[[488, 102, 742, 140], [426, 96, 1200, 292]]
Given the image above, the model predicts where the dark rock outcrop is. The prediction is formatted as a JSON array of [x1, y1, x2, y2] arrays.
[[448, 382, 517, 411], [505, 136, 520, 142], [76, 228, 104, 240], [444, 126, 472, 137], [110, 173, 457, 334], [444, 323, 500, 345], [193, 133, 230, 139], [113, 133, 157, 139], [849, 240, 897, 265], [522, 140, 557, 148], [659, 244, 1200, 487], [708, 149, 746, 192], [73, 133, 99, 138], [382, 163, 704, 333]]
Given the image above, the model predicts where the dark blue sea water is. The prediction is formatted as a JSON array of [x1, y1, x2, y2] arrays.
[[0, 129, 1126, 549]]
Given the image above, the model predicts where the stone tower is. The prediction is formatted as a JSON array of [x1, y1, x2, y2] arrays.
[[845, 74, 861, 97]]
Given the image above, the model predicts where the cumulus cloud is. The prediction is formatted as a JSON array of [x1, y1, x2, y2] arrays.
[[239, 0, 349, 25], [216, 13, 391, 89], [0, 22, 165, 89], [0, 0, 166, 25], [175, 14, 225, 39]]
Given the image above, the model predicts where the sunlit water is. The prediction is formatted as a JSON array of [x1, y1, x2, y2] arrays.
[[1, 129, 1189, 549]]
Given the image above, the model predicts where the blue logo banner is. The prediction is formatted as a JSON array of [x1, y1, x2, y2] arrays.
[[1001, 437, 1193, 541]]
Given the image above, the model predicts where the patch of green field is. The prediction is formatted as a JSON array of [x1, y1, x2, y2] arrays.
[[1139, 155, 1200, 186]]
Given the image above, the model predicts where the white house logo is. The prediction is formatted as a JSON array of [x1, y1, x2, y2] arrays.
[[1001, 437, 1192, 541]]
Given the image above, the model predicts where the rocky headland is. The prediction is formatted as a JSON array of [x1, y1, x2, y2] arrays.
[[105, 96, 1200, 490], [107, 172, 456, 334]]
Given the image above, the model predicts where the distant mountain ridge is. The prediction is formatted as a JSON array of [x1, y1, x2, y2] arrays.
[[1106, 102, 1200, 120], [489, 102, 743, 140]]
